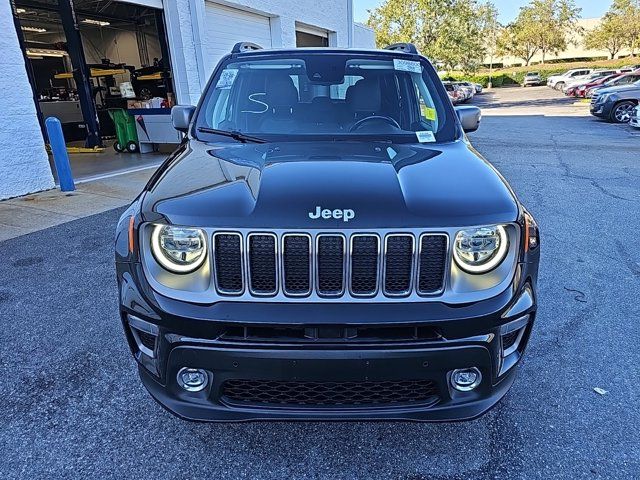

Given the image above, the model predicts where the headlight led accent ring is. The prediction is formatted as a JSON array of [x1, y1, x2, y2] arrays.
[[151, 224, 207, 274], [453, 225, 509, 274]]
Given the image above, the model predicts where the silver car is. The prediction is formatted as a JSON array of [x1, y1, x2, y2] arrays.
[[523, 72, 542, 87]]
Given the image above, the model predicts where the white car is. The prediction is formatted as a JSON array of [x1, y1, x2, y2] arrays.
[[562, 70, 618, 92], [453, 82, 475, 102], [630, 104, 640, 129], [547, 68, 592, 90]]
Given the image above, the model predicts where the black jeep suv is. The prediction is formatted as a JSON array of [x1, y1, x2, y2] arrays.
[[115, 43, 540, 422]]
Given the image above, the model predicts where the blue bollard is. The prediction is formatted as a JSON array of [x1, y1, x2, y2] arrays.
[[45, 117, 75, 192]]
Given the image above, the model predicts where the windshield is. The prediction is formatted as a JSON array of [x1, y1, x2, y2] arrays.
[[195, 53, 456, 143]]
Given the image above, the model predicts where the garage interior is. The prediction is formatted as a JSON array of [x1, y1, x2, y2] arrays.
[[12, 0, 176, 180]]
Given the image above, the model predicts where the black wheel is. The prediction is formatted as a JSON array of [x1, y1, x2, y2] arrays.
[[113, 141, 124, 152], [610, 101, 635, 123], [554, 82, 564, 91], [126, 141, 139, 153]]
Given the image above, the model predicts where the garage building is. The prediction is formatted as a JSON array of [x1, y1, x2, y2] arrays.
[[1, 0, 375, 200]]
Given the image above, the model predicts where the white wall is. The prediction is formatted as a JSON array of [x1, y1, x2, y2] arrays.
[[353, 22, 375, 48], [0, 2, 54, 199], [166, 0, 357, 105]]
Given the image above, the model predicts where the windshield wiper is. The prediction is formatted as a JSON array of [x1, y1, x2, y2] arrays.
[[197, 127, 266, 143]]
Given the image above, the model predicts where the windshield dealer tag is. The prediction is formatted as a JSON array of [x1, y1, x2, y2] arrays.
[[216, 69, 239, 89], [393, 59, 421, 74], [416, 131, 436, 143]]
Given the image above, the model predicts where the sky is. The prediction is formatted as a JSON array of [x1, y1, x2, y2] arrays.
[[353, 0, 613, 24]]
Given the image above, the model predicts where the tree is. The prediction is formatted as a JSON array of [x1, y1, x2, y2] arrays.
[[497, 9, 540, 66], [584, 13, 628, 59], [366, 0, 495, 72], [498, 0, 581, 65], [477, 2, 501, 83], [609, 0, 640, 56]]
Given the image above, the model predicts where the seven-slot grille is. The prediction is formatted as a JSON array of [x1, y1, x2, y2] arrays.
[[212, 232, 448, 298]]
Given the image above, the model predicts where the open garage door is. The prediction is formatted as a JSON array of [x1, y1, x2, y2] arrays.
[[203, 3, 272, 77]]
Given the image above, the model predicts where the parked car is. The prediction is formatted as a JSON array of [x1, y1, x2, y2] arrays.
[[523, 72, 543, 87], [574, 74, 622, 98], [590, 80, 640, 123], [459, 81, 483, 94], [587, 71, 640, 98], [452, 82, 475, 102], [443, 81, 463, 104], [115, 41, 540, 422], [547, 68, 592, 90], [562, 70, 618, 94], [618, 64, 640, 73], [630, 104, 640, 128]]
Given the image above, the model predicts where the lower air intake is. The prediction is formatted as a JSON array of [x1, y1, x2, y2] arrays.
[[221, 379, 439, 408]]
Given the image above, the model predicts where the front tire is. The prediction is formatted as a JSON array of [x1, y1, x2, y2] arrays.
[[610, 101, 636, 123], [554, 82, 565, 91]]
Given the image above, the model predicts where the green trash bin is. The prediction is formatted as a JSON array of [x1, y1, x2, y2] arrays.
[[108, 108, 139, 153]]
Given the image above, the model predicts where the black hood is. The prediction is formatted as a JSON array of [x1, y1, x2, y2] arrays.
[[141, 140, 519, 229]]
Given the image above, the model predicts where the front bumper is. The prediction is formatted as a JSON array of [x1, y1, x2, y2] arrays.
[[117, 258, 538, 422], [590, 101, 612, 118]]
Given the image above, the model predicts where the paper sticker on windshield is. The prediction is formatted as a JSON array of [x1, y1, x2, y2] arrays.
[[394, 59, 421, 74], [422, 106, 437, 121], [216, 68, 238, 89], [416, 131, 436, 143]]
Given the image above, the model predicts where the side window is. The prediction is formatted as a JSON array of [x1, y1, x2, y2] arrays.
[[413, 78, 438, 131]]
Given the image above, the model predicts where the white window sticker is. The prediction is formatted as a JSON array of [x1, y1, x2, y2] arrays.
[[393, 59, 421, 74], [216, 68, 238, 89], [416, 131, 436, 143]]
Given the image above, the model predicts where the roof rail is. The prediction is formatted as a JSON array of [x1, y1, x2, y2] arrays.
[[231, 42, 263, 54], [384, 43, 418, 54]]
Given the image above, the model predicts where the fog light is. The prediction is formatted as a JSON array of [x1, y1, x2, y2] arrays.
[[177, 367, 209, 392], [451, 367, 482, 392]]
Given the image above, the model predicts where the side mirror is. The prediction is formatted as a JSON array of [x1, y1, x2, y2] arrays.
[[171, 105, 196, 132], [455, 105, 481, 133]]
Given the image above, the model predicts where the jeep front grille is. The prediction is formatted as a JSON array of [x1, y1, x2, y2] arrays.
[[247, 233, 277, 295], [350, 235, 380, 295], [212, 231, 448, 298], [282, 234, 312, 296], [384, 234, 414, 295], [213, 233, 244, 294]]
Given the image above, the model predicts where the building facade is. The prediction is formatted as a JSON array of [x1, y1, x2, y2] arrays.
[[497, 18, 636, 67], [1, 0, 376, 200]]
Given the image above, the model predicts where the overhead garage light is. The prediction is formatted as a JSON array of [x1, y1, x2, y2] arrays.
[[82, 19, 111, 27], [22, 26, 47, 33], [27, 48, 67, 58], [16, 8, 26, 13]]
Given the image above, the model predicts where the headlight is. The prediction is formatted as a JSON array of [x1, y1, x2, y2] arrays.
[[598, 93, 610, 103], [453, 225, 509, 274], [151, 224, 207, 273]]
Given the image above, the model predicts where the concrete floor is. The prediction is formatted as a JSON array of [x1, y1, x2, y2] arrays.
[[0, 168, 155, 241], [47, 143, 174, 182]]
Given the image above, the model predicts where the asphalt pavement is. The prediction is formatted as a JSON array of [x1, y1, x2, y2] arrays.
[[1, 87, 639, 479]]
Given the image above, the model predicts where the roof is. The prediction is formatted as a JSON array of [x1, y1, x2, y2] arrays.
[[230, 42, 420, 58]]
